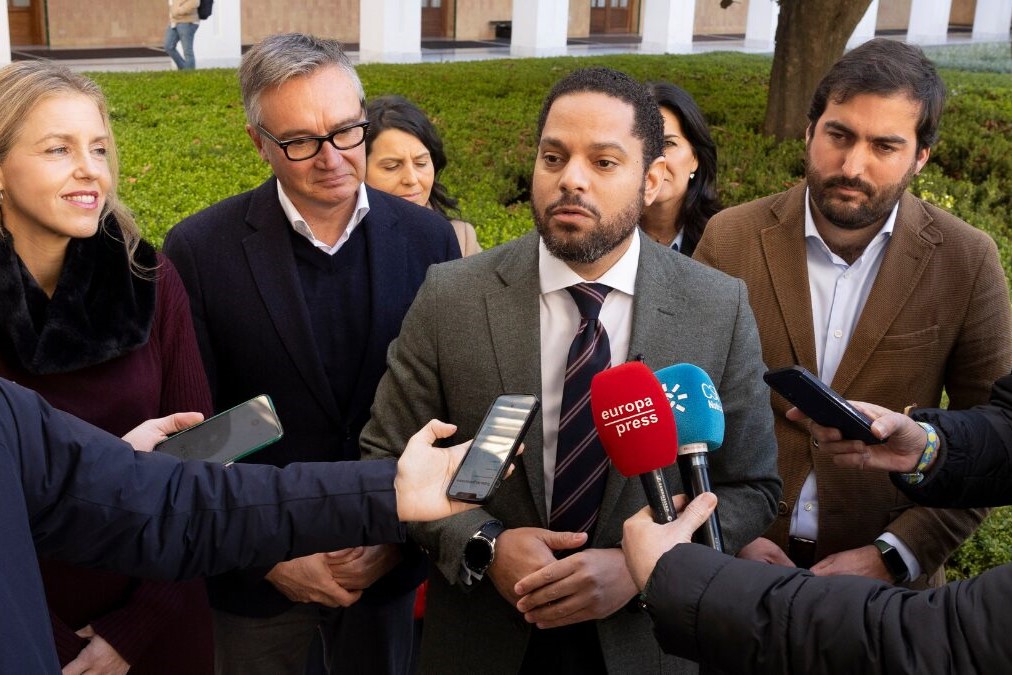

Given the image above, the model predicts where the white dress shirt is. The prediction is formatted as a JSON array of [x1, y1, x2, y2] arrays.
[[538, 233, 639, 514], [277, 181, 370, 255]]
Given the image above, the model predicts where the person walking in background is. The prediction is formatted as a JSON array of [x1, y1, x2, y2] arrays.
[[366, 95, 481, 256], [638, 82, 721, 256], [0, 60, 214, 674], [165, 0, 199, 70]]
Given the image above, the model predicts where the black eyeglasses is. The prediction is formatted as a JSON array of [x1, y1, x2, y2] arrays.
[[256, 120, 370, 161]]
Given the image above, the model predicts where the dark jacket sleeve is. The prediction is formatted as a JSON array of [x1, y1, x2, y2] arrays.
[[902, 371, 1012, 508], [4, 380, 405, 578], [644, 543, 1012, 675]]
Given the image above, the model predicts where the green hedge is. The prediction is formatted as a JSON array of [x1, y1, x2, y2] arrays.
[[90, 47, 1012, 577]]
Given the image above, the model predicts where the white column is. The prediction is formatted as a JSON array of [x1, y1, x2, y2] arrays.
[[193, 0, 241, 69], [847, 0, 879, 48], [0, 7, 11, 66], [510, 0, 568, 58], [906, 0, 953, 44], [972, 0, 1012, 41], [359, 0, 421, 63], [641, 0, 695, 54], [744, 0, 778, 52]]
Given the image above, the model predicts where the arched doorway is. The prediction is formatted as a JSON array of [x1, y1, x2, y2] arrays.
[[8, 0, 46, 46]]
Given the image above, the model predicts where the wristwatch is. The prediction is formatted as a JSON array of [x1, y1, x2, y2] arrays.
[[463, 520, 506, 576], [873, 539, 909, 583]]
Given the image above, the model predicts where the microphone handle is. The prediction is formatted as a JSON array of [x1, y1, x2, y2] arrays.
[[678, 453, 725, 552], [640, 470, 677, 524]]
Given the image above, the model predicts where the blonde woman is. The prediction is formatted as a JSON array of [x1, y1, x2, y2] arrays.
[[0, 61, 213, 674]]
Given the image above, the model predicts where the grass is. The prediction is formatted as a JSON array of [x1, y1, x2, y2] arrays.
[[89, 46, 1012, 577]]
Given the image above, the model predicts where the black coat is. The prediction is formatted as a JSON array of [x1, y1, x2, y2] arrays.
[[0, 379, 403, 674], [904, 371, 1012, 508], [643, 371, 1012, 674]]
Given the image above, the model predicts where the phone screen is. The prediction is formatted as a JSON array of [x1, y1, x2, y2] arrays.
[[447, 394, 540, 503], [155, 395, 284, 464]]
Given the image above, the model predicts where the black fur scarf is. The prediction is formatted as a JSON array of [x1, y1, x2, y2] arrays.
[[0, 220, 157, 375]]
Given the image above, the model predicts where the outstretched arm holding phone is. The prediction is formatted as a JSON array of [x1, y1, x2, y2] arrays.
[[618, 371, 1012, 674], [790, 369, 1012, 509], [0, 378, 480, 672]]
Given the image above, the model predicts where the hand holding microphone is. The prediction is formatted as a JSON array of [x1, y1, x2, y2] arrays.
[[591, 361, 679, 524], [654, 363, 725, 552], [622, 492, 719, 590]]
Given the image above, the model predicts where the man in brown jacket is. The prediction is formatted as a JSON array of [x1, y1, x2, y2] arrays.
[[694, 38, 1012, 588]]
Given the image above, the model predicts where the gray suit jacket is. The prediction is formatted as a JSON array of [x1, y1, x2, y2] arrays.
[[361, 230, 781, 674]]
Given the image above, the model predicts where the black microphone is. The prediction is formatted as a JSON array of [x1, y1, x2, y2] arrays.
[[655, 363, 725, 551]]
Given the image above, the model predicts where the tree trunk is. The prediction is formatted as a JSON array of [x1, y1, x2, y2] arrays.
[[763, 0, 873, 140]]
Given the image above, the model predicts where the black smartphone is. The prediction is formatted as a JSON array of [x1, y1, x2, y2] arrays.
[[446, 393, 540, 504], [763, 365, 883, 445], [155, 394, 284, 465]]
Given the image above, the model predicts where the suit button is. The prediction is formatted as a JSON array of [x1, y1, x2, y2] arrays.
[[777, 500, 790, 516]]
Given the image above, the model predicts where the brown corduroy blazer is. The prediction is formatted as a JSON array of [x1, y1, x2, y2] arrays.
[[695, 181, 1012, 587]]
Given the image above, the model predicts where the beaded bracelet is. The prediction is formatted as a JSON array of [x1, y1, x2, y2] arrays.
[[898, 421, 939, 485]]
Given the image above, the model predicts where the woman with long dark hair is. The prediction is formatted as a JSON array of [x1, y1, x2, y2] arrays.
[[365, 95, 480, 256], [640, 82, 722, 256]]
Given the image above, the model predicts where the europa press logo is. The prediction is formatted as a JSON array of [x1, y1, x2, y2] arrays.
[[662, 379, 724, 414]]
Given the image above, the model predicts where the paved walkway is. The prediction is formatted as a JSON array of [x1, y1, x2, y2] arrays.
[[9, 26, 1002, 72]]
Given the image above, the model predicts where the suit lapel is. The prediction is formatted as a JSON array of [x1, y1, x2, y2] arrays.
[[486, 232, 547, 524], [352, 189, 409, 422], [763, 185, 819, 372], [832, 193, 936, 394], [242, 178, 342, 420]]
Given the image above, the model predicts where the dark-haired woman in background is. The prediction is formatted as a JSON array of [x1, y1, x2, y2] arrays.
[[640, 82, 722, 257], [365, 95, 481, 256]]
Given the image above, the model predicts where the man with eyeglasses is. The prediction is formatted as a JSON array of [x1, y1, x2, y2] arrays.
[[164, 33, 460, 675]]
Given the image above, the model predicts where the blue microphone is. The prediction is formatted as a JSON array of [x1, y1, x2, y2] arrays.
[[654, 363, 725, 552]]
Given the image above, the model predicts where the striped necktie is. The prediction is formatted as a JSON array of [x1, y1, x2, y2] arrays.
[[550, 282, 612, 535]]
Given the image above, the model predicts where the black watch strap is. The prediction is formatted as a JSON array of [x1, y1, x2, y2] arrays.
[[463, 520, 505, 576], [874, 539, 908, 583]]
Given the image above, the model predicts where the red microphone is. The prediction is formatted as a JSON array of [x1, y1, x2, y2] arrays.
[[591, 361, 678, 523]]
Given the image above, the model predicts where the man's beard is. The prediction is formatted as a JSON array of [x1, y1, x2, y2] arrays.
[[806, 150, 917, 231], [533, 190, 643, 265]]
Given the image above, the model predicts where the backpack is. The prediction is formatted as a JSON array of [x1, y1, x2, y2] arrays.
[[197, 0, 213, 20]]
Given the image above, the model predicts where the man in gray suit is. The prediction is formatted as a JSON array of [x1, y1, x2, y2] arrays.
[[361, 67, 781, 674]]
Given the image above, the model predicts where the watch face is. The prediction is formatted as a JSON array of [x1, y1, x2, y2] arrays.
[[875, 541, 907, 582], [465, 536, 493, 572]]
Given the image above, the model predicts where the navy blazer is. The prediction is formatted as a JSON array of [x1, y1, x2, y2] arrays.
[[164, 177, 460, 615]]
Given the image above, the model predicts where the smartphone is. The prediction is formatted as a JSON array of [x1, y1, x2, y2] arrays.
[[446, 393, 540, 504], [763, 365, 883, 445], [155, 394, 284, 465]]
